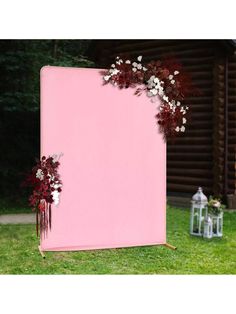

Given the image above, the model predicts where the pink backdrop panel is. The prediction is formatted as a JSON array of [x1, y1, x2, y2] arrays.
[[40, 66, 166, 251]]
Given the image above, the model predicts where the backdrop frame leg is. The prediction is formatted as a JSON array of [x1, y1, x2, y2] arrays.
[[163, 243, 177, 250], [38, 245, 46, 258]]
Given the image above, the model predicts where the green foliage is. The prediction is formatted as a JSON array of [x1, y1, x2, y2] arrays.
[[0, 40, 94, 199], [0, 206, 236, 274], [0, 40, 94, 111]]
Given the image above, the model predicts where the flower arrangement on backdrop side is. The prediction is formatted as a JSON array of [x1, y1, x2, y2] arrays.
[[101, 55, 195, 139], [23, 154, 63, 237]]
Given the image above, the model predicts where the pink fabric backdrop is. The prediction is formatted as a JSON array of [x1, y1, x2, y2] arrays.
[[40, 66, 166, 251]]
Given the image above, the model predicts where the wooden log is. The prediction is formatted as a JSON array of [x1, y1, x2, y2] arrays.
[[188, 71, 213, 79], [168, 175, 212, 184], [185, 104, 213, 112], [167, 153, 212, 162], [112, 40, 212, 52], [167, 161, 212, 169], [167, 168, 212, 176], [167, 183, 212, 194], [186, 123, 213, 131], [187, 96, 213, 103], [228, 136, 236, 143], [112, 40, 214, 54], [167, 145, 212, 153], [167, 137, 212, 145]]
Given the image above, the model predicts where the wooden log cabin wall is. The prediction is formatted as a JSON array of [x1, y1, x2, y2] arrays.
[[89, 40, 236, 208]]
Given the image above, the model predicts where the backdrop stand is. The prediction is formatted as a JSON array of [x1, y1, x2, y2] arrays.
[[163, 243, 177, 250], [38, 245, 46, 258], [40, 67, 166, 253], [37, 243, 177, 258]]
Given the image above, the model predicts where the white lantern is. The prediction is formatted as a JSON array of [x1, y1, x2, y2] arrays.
[[190, 187, 208, 236], [203, 215, 213, 239], [211, 213, 223, 237]]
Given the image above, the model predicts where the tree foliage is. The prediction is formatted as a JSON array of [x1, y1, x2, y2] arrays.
[[0, 40, 93, 200], [0, 40, 93, 111]]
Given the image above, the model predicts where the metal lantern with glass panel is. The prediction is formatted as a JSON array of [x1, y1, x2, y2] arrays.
[[211, 213, 223, 237], [190, 187, 208, 236], [203, 215, 213, 239]]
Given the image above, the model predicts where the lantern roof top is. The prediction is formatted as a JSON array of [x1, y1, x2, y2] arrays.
[[192, 187, 208, 203]]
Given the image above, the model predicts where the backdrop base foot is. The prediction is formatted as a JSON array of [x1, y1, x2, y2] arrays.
[[163, 243, 177, 250], [38, 245, 46, 258]]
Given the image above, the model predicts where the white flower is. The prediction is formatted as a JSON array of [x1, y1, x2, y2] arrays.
[[153, 77, 160, 83], [137, 55, 142, 62], [116, 56, 119, 59], [168, 75, 174, 80], [119, 59, 123, 63], [51, 183, 62, 206], [137, 63, 142, 70], [52, 190, 60, 206], [125, 60, 131, 64], [150, 89, 158, 95], [186, 106, 189, 110], [171, 79, 175, 84], [109, 68, 119, 75], [147, 91, 153, 97], [175, 126, 180, 132], [182, 117, 187, 124], [174, 71, 179, 75], [52, 153, 63, 163], [147, 83, 153, 89], [163, 95, 169, 102], [143, 67, 147, 71], [111, 64, 115, 68], [176, 101, 181, 106], [180, 126, 185, 132], [103, 75, 110, 81], [36, 169, 44, 181], [132, 62, 138, 67], [213, 201, 221, 208], [158, 90, 164, 97], [132, 67, 137, 72]]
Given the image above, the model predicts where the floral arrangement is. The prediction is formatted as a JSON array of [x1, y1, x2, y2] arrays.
[[207, 197, 225, 216], [102, 55, 194, 139], [24, 154, 63, 237]]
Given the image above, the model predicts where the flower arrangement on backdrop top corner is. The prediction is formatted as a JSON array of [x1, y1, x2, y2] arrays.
[[101, 55, 196, 139], [23, 154, 63, 237]]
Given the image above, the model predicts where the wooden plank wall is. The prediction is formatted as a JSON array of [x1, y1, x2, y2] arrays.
[[92, 40, 236, 197], [228, 54, 236, 194]]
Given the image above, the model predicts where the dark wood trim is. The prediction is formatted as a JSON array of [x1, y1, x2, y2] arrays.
[[212, 55, 225, 196], [224, 56, 229, 197]]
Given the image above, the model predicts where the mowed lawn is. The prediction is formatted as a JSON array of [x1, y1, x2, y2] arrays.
[[0, 206, 236, 274]]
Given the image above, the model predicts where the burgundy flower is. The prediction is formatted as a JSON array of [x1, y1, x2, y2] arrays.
[[23, 154, 62, 237], [102, 55, 195, 139]]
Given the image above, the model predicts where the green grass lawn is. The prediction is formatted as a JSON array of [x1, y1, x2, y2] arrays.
[[0, 206, 236, 274]]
